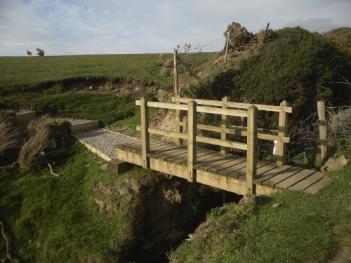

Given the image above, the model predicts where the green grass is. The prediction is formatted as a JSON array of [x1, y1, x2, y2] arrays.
[[170, 165, 351, 263], [0, 143, 157, 262], [0, 92, 136, 125], [0, 54, 173, 93]]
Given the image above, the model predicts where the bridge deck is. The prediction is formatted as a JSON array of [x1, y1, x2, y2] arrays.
[[116, 139, 327, 196]]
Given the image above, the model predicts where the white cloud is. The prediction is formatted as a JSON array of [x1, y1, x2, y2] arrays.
[[0, 0, 350, 56]]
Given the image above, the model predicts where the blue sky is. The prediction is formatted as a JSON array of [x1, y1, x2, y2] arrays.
[[0, 0, 350, 56]]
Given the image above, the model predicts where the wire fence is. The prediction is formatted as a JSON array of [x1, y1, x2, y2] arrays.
[[326, 106, 351, 140]]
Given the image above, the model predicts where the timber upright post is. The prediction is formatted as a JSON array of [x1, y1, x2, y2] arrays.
[[187, 101, 197, 182], [317, 101, 327, 161], [221, 96, 228, 154], [140, 98, 150, 169], [246, 106, 258, 195], [173, 49, 179, 95], [224, 31, 231, 63], [175, 94, 183, 145], [277, 100, 288, 166]]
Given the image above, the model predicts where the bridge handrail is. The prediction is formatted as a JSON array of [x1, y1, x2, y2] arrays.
[[172, 97, 293, 113]]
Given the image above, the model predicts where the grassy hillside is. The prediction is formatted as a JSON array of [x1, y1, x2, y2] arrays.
[[191, 27, 351, 121], [0, 142, 222, 262], [0, 54, 172, 92], [170, 163, 351, 263]]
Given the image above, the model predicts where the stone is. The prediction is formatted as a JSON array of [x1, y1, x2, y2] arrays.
[[272, 203, 280, 209], [118, 187, 131, 195], [100, 163, 108, 171], [108, 160, 133, 175], [321, 155, 349, 173]]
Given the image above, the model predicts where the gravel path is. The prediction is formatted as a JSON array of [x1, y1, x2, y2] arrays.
[[75, 129, 137, 160]]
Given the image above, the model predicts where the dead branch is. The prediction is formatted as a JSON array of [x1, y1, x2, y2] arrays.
[[47, 162, 59, 177], [0, 222, 18, 263]]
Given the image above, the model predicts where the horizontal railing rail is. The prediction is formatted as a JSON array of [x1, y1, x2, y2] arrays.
[[172, 97, 292, 113]]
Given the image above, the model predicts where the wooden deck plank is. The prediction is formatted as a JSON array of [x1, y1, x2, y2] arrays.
[[172, 150, 213, 165], [195, 153, 229, 169], [274, 169, 316, 189], [207, 156, 243, 173], [288, 172, 325, 191], [254, 165, 292, 184], [262, 166, 303, 187], [116, 138, 326, 195], [303, 177, 328, 194], [199, 154, 238, 171], [213, 157, 247, 175], [232, 161, 270, 179]]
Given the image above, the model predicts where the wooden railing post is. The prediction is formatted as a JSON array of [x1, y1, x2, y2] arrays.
[[140, 98, 150, 169], [175, 94, 183, 145], [276, 100, 288, 166], [317, 100, 327, 161], [221, 96, 228, 154], [173, 49, 179, 95], [187, 101, 197, 182], [246, 106, 257, 195]]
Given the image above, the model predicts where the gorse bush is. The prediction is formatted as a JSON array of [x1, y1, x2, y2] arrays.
[[196, 27, 351, 121]]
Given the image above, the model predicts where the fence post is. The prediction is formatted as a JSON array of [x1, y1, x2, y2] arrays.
[[173, 49, 179, 95], [224, 31, 231, 63], [175, 94, 183, 145], [276, 100, 288, 166], [221, 96, 228, 154], [246, 106, 257, 195], [140, 98, 150, 169], [188, 101, 197, 183], [317, 101, 327, 161]]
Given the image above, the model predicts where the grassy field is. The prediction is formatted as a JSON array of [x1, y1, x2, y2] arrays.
[[0, 54, 173, 92]]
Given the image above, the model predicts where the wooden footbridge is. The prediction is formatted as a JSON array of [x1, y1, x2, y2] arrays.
[[115, 97, 327, 196]]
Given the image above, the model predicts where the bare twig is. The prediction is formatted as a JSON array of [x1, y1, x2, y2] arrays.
[[47, 162, 59, 177], [0, 221, 18, 263]]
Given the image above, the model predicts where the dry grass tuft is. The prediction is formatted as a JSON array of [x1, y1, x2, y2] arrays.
[[18, 116, 71, 169], [0, 111, 20, 157]]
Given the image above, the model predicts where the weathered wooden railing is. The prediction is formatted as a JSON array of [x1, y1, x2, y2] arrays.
[[135, 97, 292, 195], [172, 96, 292, 166]]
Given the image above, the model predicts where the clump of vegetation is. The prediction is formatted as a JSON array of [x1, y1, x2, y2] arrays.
[[194, 27, 351, 121], [18, 117, 71, 169], [0, 112, 20, 158]]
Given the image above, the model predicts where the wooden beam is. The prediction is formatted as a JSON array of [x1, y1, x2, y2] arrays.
[[221, 96, 228, 154], [224, 30, 231, 63], [187, 100, 197, 182], [172, 97, 293, 113], [136, 100, 188, 111], [197, 136, 247, 151], [196, 124, 290, 143], [317, 101, 327, 161], [246, 106, 258, 195], [276, 100, 288, 166], [136, 126, 188, 140], [175, 94, 183, 145], [174, 49, 179, 95], [140, 98, 150, 168], [197, 105, 248, 117]]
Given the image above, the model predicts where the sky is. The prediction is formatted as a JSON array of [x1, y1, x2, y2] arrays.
[[0, 0, 350, 56]]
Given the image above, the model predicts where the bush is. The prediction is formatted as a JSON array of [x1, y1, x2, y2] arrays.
[[196, 27, 351, 122]]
